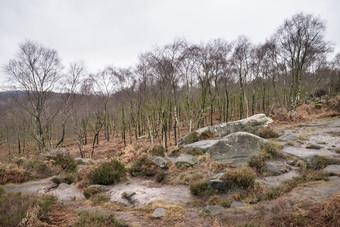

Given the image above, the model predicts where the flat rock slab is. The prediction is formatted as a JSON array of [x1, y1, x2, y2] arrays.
[[3, 176, 84, 201], [203, 205, 225, 216], [323, 165, 340, 175], [230, 201, 245, 208], [282, 146, 340, 162], [3, 176, 58, 194], [108, 180, 192, 207], [258, 170, 300, 187], [182, 140, 218, 153], [48, 184, 85, 201]]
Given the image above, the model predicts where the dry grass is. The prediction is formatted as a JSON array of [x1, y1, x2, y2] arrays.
[[271, 97, 340, 125], [0, 168, 29, 184]]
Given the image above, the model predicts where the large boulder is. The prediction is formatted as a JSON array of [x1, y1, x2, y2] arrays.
[[40, 148, 69, 158], [323, 165, 340, 175], [151, 156, 169, 169], [179, 114, 273, 146], [207, 132, 269, 166], [182, 140, 219, 154]]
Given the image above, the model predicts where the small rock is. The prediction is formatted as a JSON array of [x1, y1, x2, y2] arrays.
[[335, 147, 340, 154], [176, 154, 198, 167], [230, 201, 245, 208], [289, 110, 297, 117], [278, 130, 299, 142], [265, 161, 289, 175], [316, 140, 326, 145], [138, 135, 148, 140], [208, 179, 233, 192], [151, 156, 169, 169], [152, 208, 166, 219], [122, 191, 136, 199], [306, 143, 322, 149], [286, 161, 295, 166], [46, 183, 59, 190], [323, 165, 340, 175], [203, 205, 224, 216]]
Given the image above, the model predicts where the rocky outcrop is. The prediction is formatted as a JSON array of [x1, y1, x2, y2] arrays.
[[179, 114, 273, 146], [207, 132, 269, 166], [282, 146, 340, 168], [182, 140, 218, 154]]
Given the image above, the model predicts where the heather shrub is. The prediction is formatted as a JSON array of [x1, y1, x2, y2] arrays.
[[88, 160, 126, 185]]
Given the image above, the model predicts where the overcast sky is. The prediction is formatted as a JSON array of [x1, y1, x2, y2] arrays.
[[0, 0, 339, 86]]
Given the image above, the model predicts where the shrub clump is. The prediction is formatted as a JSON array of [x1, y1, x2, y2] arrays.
[[52, 153, 77, 172], [256, 127, 279, 139], [207, 195, 231, 207], [220, 167, 256, 189], [0, 168, 30, 184], [156, 172, 167, 183], [90, 194, 110, 205], [281, 170, 329, 193], [52, 174, 76, 185], [199, 131, 213, 140], [88, 160, 126, 185], [150, 144, 165, 157], [75, 211, 127, 227], [83, 187, 100, 199], [0, 190, 38, 226], [186, 131, 199, 144], [189, 178, 216, 197], [248, 143, 282, 174], [129, 155, 158, 177], [312, 156, 338, 170]]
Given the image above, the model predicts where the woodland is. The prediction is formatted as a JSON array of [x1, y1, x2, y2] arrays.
[[0, 12, 339, 158]]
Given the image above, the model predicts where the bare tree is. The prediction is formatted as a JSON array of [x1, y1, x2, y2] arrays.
[[3, 40, 62, 151], [232, 36, 252, 119], [274, 13, 332, 109], [55, 61, 86, 148]]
